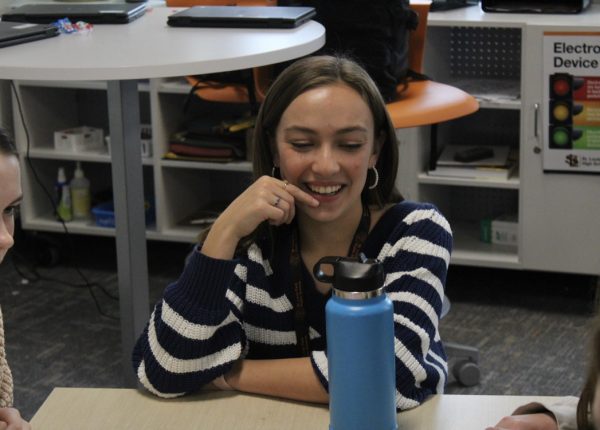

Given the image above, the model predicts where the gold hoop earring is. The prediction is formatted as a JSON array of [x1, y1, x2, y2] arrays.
[[368, 166, 379, 190]]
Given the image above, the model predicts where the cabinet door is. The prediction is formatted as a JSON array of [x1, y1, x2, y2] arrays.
[[520, 26, 600, 275]]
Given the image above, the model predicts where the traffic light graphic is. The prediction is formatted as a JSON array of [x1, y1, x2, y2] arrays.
[[549, 73, 585, 100], [549, 126, 583, 149], [549, 73, 584, 149]]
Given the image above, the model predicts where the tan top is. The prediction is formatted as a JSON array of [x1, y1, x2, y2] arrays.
[[0, 306, 14, 408]]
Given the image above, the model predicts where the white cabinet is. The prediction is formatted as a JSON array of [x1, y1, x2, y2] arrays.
[[12, 78, 252, 243], [520, 24, 600, 275], [398, 5, 600, 275]]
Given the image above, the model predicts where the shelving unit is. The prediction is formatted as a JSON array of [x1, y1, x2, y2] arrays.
[[394, 22, 524, 269], [396, 4, 600, 275], [11, 5, 600, 277], [12, 77, 252, 244]]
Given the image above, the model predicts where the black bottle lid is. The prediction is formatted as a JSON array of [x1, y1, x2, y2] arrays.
[[313, 254, 384, 293]]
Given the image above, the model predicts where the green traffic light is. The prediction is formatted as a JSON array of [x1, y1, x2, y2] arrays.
[[552, 128, 569, 146]]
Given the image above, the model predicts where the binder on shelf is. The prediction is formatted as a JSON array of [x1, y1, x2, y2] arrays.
[[179, 203, 227, 227], [428, 145, 517, 180], [428, 164, 517, 180], [167, 131, 246, 162]]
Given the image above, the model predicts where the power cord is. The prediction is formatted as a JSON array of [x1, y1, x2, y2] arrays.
[[10, 81, 119, 320]]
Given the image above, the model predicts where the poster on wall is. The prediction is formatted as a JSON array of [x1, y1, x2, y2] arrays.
[[543, 32, 600, 173]]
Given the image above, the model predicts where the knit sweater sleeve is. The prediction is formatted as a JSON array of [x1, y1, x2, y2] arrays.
[[132, 246, 248, 398], [0, 307, 13, 408], [310, 202, 452, 411]]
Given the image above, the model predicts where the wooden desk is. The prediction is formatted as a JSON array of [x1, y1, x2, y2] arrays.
[[31, 388, 560, 430]]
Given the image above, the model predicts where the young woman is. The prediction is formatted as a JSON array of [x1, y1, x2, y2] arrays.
[[0, 128, 31, 429], [487, 315, 600, 430], [133, 55, 452, 409]]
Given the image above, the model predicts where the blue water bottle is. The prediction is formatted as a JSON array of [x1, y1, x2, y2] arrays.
[[314, 255, 397, 430]]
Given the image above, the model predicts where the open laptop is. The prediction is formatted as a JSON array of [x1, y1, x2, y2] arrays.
[[0, 21, 59, 48], [2, 3, 147, 25], [167, 6, 316, 29]]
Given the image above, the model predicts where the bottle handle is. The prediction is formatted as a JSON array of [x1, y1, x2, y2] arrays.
[[313, 256, 342, 283]]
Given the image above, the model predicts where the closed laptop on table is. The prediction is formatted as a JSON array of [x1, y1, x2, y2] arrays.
[[481, 0, 591, 13], [167, 6, 316, 29], [0, 21, 59, 48], [2, 3, 147, 25]]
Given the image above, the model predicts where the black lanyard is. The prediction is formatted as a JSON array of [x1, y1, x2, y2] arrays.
[[289, 204, 371, 356]]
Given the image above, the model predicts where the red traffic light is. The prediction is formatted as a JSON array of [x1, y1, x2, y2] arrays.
[[552, 78, 570, 97]]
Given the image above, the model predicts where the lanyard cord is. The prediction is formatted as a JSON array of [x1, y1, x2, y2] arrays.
[[288, 204, 371, 356]]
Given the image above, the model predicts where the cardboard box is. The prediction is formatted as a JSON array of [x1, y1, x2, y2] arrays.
[[480, 214, 518, 247], [54, 126, 105, 153], [491, 214, 518, 247]]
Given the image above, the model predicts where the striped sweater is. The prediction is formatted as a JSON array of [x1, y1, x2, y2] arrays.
[[132, 200, 452, 410]]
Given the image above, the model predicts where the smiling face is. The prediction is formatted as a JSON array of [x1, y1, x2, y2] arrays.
[[0, 153, 22, 264], [273, 83, 380, 225]]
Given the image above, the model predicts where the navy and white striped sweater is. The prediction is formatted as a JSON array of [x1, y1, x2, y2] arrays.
[[132, 200, 452, 410]]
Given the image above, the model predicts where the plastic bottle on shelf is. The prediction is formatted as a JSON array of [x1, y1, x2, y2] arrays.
[[54, 166, 67, 220], [70, 161, 91, 220], [57, 184, 72, 222]]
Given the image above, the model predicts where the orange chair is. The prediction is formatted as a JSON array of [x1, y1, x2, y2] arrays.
[[166, 0, 276, 104], [386, 0, 479, 128]]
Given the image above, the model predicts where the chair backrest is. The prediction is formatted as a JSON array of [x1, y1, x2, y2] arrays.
[[408, 0, 431, 75], [165, 0, 276, 6], [385, 0, 478, 128], [166, 0, 277, 103]]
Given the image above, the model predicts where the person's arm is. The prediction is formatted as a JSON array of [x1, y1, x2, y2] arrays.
[[486, 413, 558, 430], [132, 176, 318, 398], [0, 407, 31, 430], [380, 202, 453, 409], [487, 397, 579, 430], [225, 357, 328, 404], [132, 248, 245, 397]]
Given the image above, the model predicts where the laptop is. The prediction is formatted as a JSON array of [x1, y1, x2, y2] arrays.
[[1, 3, 147, 25], [167, 6, 316, 29], [0, 21, 59, 49], [431, 0, 479, 11]]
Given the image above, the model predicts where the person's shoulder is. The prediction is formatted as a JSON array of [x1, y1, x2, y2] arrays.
[[374, 200, 446, 223], [378, 201, 451, 239]]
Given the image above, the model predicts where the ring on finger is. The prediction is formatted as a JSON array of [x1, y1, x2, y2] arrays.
[[283, 180, 289, 190], [273, 196, 281, 207]]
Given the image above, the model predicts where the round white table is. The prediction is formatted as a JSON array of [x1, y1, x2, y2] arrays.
[[0, 5, 325, 384]]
